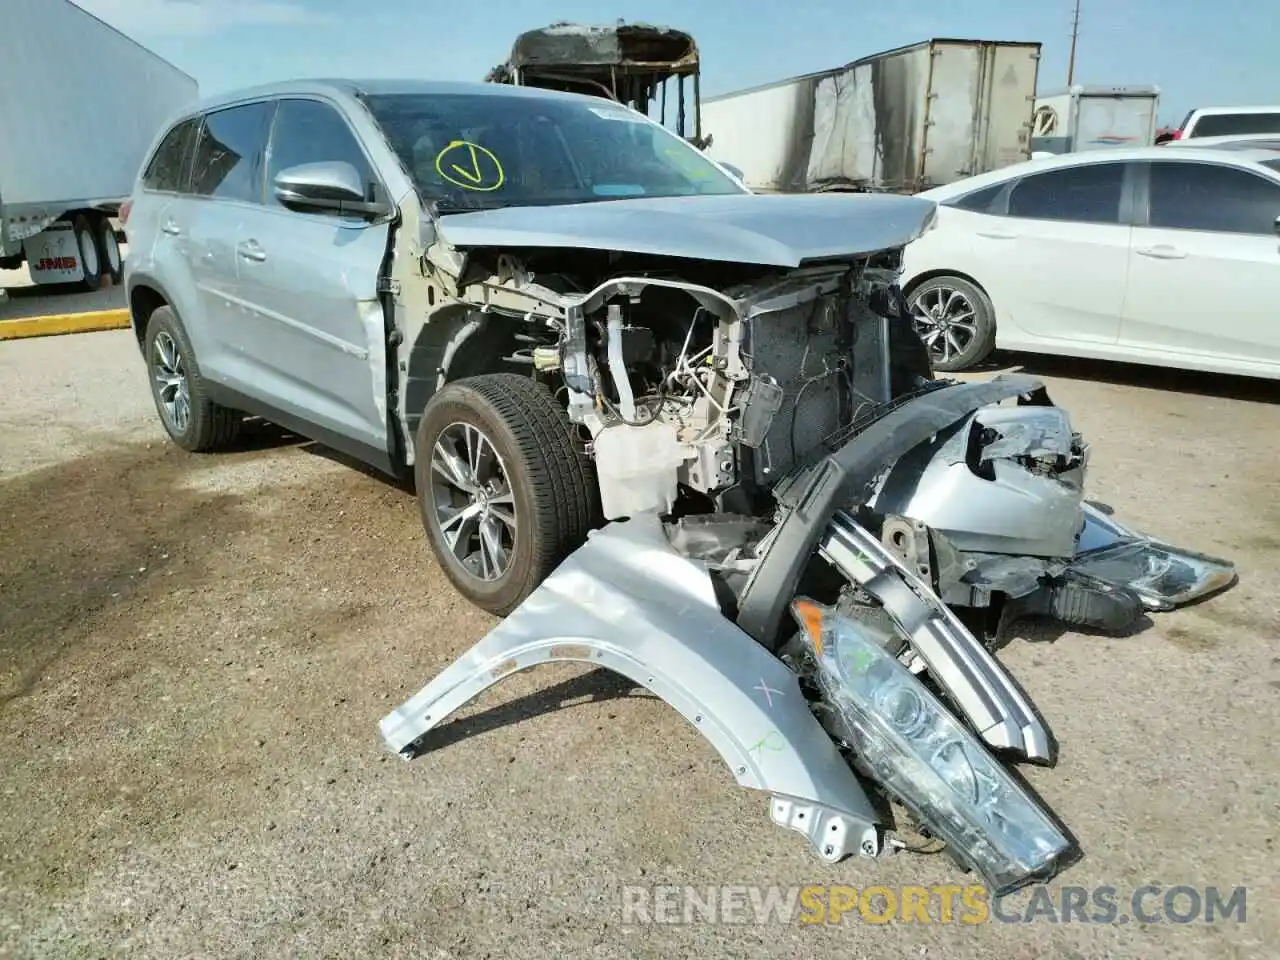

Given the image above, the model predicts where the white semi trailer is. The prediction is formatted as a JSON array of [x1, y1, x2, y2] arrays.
[[0, 0, 198, 290], [702, 38, 1042, 195]]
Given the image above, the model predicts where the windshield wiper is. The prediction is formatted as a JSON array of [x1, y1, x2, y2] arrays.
[[430, 196, 505, 215]]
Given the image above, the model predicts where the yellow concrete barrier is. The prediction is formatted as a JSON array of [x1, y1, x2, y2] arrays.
[[0, 308, 131, 341]]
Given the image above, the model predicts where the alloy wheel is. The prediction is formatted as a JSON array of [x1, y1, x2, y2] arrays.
[[429, 422, 518, 581], [152, 331, 191, 434], [910, 285, 980, 366]]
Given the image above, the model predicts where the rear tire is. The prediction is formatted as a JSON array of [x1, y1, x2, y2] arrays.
[[144, 306, 241, 452], [415, 373, 600, 616], [95, 216, 124, 284], [72, 214, 102, 292], [907, 275, 997, 372]]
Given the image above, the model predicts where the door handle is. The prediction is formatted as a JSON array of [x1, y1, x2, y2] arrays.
[[236, 239, 267, 262], [976, 229, 1017, 240], [1135, 245, 1187, 260], [161, 219, 181, 236]]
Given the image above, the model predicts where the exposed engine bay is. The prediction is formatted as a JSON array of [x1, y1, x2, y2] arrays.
[[417, 243, 929, 516], [548, 256, 915, 516], [386, 214, 1238, 895]]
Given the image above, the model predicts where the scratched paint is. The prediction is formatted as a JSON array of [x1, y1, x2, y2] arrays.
[[548, 644, 594, 660], [490, 657, 519, 679]]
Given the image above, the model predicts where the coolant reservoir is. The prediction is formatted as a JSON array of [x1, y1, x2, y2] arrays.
[[592, 421, 685, 520]]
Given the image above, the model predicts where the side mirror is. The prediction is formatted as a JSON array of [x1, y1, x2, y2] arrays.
[[1274, 214, 1280, 239], [273, 161, 392, 219], [720, 162, 745, 181]]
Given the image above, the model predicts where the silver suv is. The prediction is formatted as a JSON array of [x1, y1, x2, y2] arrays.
[[124, 79, 939, 616]]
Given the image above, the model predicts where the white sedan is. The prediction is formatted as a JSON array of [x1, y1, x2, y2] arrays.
[[900, 146, 1280, 378]]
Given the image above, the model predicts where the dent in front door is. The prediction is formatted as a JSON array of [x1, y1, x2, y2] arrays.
[[231, 205, 390, 454]]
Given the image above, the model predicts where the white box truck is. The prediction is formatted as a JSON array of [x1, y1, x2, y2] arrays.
[[1031, 85, 1161, 155], [702, 39, 1042, 194], [0, 0, 198, 290]]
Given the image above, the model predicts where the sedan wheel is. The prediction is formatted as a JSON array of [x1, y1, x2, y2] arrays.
[[907, 276, 997, 372], [429, 421, 518, 582]]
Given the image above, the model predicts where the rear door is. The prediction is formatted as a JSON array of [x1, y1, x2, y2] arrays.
[[1121, 158, 1280, 366], [130, 116, 202, 330], [230, 96, 393, 457], [183, 100, 274, 383], [975, 43, 1040, 174], [977, 160, 1134, 346], [1075, 95, 1159, 150]]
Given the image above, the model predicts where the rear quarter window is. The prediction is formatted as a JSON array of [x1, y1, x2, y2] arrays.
[[142, 118, 200, 192], [944, 183, 1004, 213]]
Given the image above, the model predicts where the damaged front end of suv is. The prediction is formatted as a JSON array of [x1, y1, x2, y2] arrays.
[[369, 86, 1236, 895]]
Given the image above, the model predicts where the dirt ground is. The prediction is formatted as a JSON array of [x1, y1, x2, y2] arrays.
[[1, 330, 1277, 959]]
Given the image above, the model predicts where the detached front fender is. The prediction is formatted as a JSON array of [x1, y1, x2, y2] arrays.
[[381, 515, 883, 861]]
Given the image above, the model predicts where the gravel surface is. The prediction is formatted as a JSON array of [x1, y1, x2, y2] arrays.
[[1, 332, 1277, 959]]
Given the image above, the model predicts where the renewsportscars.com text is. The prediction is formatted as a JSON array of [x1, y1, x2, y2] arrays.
[[620, 883, 1248, 926]]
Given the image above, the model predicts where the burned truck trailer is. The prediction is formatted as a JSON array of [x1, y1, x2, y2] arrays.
[[486, 21, 705, 144], [702, 39, 1042, 194]]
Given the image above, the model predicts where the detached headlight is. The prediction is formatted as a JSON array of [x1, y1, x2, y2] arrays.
[[792, 598, 1072, 895], [1069, 540, 1237, 610]]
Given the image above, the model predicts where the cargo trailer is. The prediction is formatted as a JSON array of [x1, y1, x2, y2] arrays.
[[702, 38, 1042, 194], [1031, 85, 1161, 154], [0, 0, 198, 290]]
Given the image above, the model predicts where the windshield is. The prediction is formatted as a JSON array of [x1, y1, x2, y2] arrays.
[[361, 92, 744, 212]]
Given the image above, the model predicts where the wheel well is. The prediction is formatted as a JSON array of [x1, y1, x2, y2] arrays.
[[403, 310, 532, 438], [129, 284, 168, 349], [902, 268, 988, 300]]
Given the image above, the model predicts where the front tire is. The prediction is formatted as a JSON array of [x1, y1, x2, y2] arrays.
[[144, 306, 241, 452], [415, 374, 600, 616], [907, 275, 997, 372]]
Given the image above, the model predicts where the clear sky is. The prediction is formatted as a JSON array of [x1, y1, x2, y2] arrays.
[[75, 0, 1279, 126]]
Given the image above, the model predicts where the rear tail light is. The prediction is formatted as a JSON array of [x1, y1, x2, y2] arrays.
[[119, 200, 132, 225]]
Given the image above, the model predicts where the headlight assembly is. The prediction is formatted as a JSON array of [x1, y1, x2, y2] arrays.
[[791, 598, 1073, 895]]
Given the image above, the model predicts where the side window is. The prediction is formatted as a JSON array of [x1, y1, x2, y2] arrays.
[[142, 118, 199, 192], [265, 98, 377, 208], [188, 102, 273, 203], [1190, 112, 1280, 138], [946, 183, 1004, 213], [1007, 163, 1126, 224], [1149, 162, 1280, 235]]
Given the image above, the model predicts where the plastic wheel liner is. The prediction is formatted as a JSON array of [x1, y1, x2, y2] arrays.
[[381, 374, 1064, 868]]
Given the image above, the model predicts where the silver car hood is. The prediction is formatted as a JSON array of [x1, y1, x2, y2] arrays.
[[434, 193, 938, 268]]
